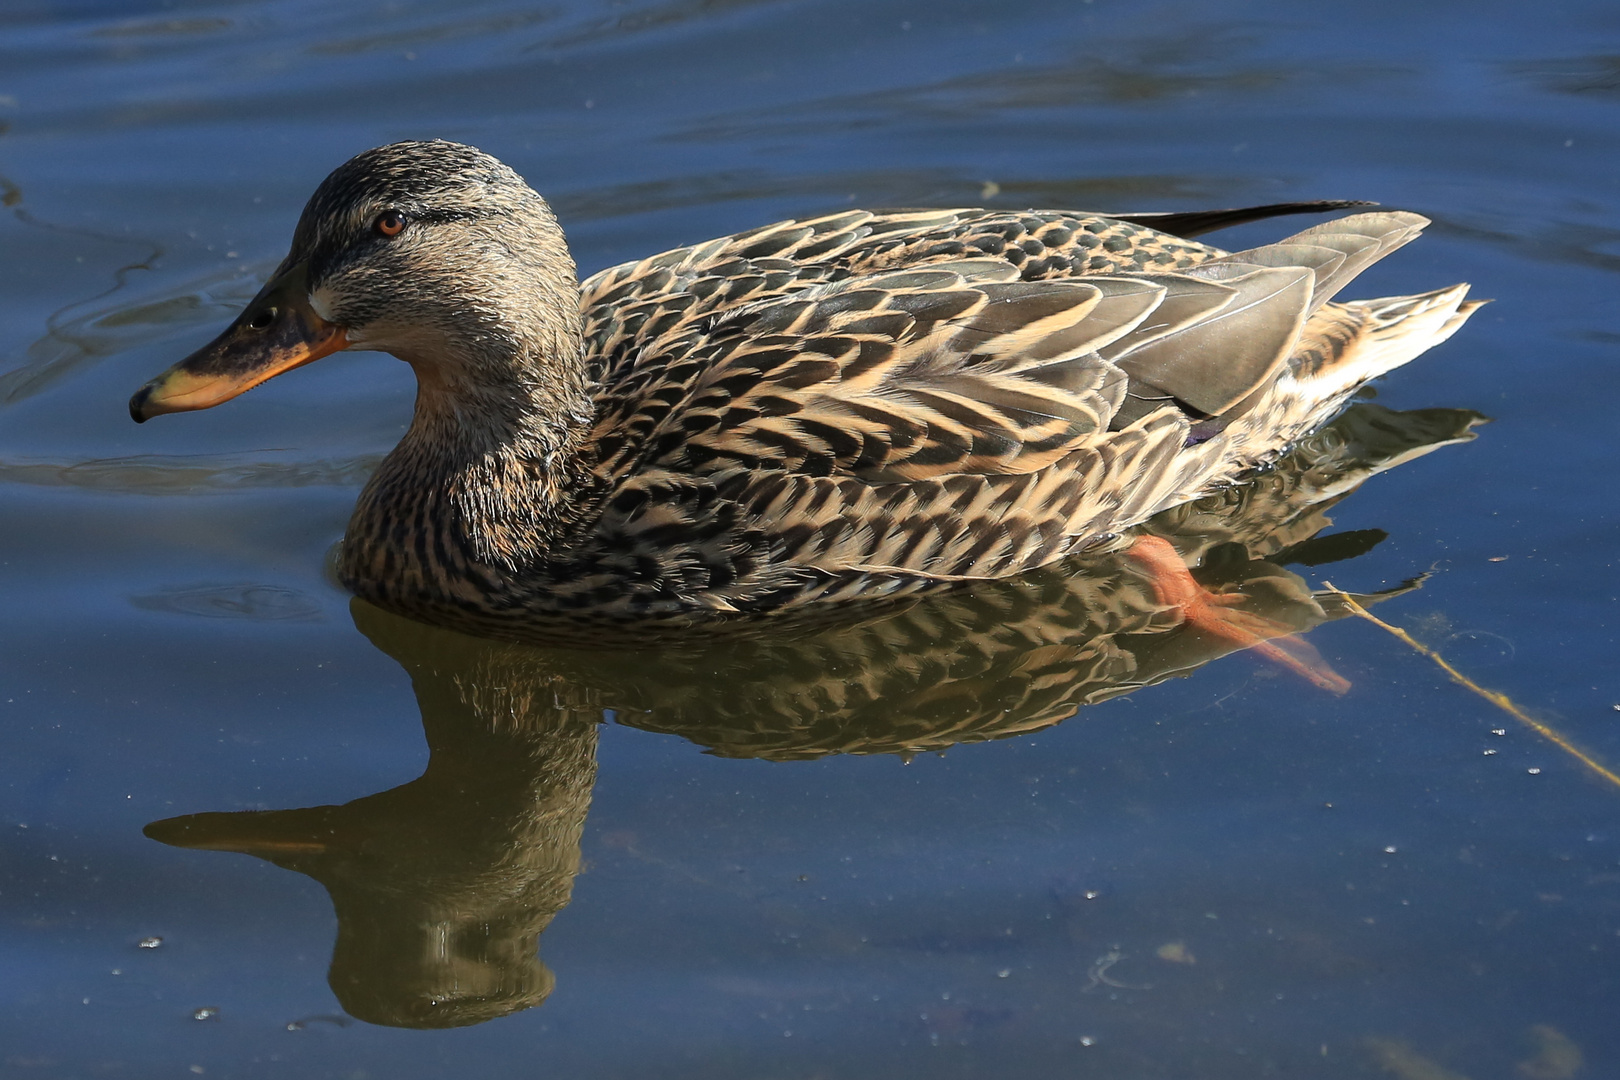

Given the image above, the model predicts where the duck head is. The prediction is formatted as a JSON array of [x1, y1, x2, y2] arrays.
[[130, 140, 583, 423]]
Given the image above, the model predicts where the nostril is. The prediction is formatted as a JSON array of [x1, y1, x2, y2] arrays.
[[247, 307, 277, 330]]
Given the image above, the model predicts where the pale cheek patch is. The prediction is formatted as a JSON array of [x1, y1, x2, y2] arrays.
[[308, 287, 361, 348], [308, 287, 336, 322]]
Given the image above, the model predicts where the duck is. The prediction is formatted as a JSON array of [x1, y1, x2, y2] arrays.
[[129, 140, 1480, 637]]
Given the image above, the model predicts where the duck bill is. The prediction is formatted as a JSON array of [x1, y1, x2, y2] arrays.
[[145, 811, 332, 857], [129, 263, 348, 422]]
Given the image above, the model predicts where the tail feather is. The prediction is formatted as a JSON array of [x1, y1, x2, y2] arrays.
[[1210, 211, 1429, 314], [1299, 284, 1478, 397], [1109, 199, 1379, 239], [1108, 211, 1449, 424]]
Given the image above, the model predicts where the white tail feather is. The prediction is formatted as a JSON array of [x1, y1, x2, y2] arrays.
[[1302, 284, 1477, 398]]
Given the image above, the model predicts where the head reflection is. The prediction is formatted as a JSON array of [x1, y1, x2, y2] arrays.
[[144, 621, 597, 1027], [145, 403, 1480, 1029]]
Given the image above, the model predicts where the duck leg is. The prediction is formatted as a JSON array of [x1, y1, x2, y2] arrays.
[[1127, 535, 1351, 694]]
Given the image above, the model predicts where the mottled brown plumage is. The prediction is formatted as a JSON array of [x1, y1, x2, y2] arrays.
[[130, 141, 1480, 633]]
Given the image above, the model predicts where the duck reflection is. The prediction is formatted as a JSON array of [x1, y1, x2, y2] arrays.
[[144, 645, 598, 1028], [145, 402, 1479, 1028]]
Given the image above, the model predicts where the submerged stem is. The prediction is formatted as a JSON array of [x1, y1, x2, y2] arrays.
[[1320, 581, 1620, 792]]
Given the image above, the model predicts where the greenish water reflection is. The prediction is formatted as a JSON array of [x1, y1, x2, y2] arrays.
[[144, 402, 1479, 1029]]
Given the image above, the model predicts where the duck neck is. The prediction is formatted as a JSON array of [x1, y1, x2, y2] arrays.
[[349, 325, 596, 587]]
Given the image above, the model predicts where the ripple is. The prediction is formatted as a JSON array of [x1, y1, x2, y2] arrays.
[[129, 584, 325, 621], [0, 452, 380, 495], [0, 261, 270, 407], [1507, 54, 1620, 99]]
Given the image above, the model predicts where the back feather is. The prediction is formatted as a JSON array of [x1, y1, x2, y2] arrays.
[[555, 206, 1476, 613]]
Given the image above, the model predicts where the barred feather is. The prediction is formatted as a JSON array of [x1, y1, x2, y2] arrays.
[[170, 144, 1476, 628]]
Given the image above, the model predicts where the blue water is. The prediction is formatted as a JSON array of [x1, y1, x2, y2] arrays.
[[3, 1, 1618, 1076]]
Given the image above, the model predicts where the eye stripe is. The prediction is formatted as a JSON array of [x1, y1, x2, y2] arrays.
[[408, 207, 502, 225], [368, 207, 499, 236]]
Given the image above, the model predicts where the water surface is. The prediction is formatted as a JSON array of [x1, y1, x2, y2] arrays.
[[3, 1, 1618, 1077]]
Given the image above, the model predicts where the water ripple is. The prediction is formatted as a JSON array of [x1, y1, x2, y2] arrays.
[[0, 452, 380, 495], [130, 583, 325, 621]]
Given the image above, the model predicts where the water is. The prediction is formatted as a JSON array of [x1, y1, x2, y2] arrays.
[[3, 1, 1618, 1076]]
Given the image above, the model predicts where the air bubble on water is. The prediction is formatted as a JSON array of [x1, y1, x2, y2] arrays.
[[1384, 846, 1397, 854], [1483, 749, 1498, 756], [1492, 729, 1507, 736], [137, 936, 162, 949], [1528, 767, 1542, 775], [1080, 1036, 1097, 1047], [192, 1007, 219, 1021], [997, 969, 1011, 978]]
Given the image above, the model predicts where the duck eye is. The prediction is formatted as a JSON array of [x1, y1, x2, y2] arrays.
[[374, 210, 407, 237]]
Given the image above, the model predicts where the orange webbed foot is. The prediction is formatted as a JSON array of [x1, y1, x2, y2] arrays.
[[1127, 535, 1350, 694]]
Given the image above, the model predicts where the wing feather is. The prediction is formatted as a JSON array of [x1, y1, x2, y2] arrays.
[[559, 205, 1469, 610], [642, 261, 1160, 482]]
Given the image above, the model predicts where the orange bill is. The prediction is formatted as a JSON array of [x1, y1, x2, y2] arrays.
[[129, 262, 347, 422]]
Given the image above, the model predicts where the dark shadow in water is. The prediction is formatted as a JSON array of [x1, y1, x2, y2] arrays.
[[668, 30, 1407, 144], [549, 168, 1243, 226], [1506, 54, 1620, 99], [144, 402, 1482, 1029]]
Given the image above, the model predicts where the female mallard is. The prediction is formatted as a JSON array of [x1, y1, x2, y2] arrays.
[[129, 140, 1478, 634]]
